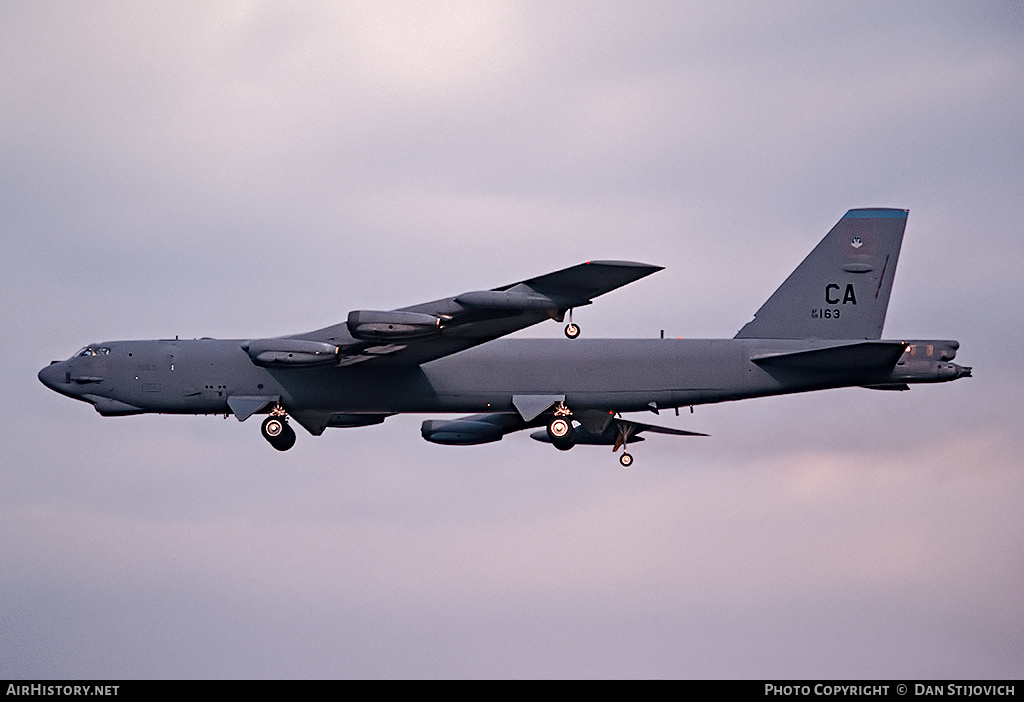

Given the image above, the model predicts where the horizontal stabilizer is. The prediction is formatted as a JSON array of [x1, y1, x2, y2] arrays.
[[751, 341, 907, 374]]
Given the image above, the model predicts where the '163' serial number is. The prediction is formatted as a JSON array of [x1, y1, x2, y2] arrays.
[[810, 308, 841, 319]]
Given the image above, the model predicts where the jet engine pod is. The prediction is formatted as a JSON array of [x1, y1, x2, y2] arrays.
[[347, 310, 442, 341], [421, 419, 504, 445], [454, 290, 583, 310], [243, 339, 339, 367]]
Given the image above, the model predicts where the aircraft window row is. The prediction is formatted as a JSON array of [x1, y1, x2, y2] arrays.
[[76, 346, 111, 357]]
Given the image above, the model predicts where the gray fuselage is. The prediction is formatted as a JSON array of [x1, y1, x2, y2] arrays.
[[39, 336, 965, 419]]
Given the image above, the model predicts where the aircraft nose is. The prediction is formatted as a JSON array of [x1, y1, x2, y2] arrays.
[[38, 361, 68, 392]]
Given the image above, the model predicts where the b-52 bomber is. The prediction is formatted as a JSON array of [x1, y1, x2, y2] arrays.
[[40, 208, 970, 466]]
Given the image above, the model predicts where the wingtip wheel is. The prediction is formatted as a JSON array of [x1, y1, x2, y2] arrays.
[[564, 309, 580, 339], [261, 414, 296, 451]]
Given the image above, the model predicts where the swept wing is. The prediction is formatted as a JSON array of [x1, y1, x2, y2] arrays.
[[246, 260, 661, 368]]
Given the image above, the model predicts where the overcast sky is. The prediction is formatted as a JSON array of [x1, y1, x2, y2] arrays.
[[2, 1, 1022, 679]]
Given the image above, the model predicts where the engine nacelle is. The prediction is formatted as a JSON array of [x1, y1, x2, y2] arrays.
[[243, 339, 339, 367], [347, 310, 442, 341], [454, 290, 581, 310], [421, 419, 504, 445]]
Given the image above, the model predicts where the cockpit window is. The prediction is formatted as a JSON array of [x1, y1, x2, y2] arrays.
[[76, 346, 110, 357]]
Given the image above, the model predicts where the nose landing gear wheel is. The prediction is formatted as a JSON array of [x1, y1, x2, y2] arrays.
[[619, 452, 633, 468]]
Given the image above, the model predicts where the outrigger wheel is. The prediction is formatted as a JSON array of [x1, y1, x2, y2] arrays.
[[564, 309, 580, 339]]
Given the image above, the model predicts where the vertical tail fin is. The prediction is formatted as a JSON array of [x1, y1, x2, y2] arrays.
[[734, 208, 907, 340]]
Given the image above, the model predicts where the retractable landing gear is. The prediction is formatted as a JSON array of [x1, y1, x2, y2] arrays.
[[546, 402, 577, 451], [261, 411, 296, 451], [547, 417, 577, 451], [613, 421, 637, 468], [564, 309, 580, 339], [543, 403, 639, 466]]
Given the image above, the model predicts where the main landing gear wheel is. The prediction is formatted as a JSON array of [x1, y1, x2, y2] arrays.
[[547, 416, 577, 451], [262, 416, 296, 451], [619, 452, 634, 468], [262, 416, 285, 439], [548, 417, 572, 439]]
